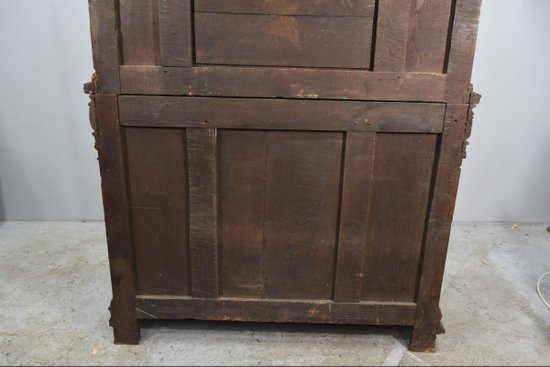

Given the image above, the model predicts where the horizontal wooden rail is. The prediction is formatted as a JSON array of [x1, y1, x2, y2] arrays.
[[119, 66, 447, 102], [119, 96, 445, 133], [136, 296, 417, 325]]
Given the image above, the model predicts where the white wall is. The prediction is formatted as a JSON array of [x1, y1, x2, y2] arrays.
[[454, 0, 550, 223], [0, 0, 549, 222], [0, 0, 100, 221]]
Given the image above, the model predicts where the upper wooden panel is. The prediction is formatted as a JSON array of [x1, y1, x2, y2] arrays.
[[194, 0, 375, 16], [194, 12, 373, 69], [91, 0, 481, 101], [117, 0, 458, 72]]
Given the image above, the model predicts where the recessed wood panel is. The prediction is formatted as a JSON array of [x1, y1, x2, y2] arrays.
[[194, 12, 373, 68], [374, 0, 454, 73], [194, 0, 375, 17], [125, 128, 189, 296], [406, 0, 454, 72], [219, 131, 343, 300], [219, 131, 267, 297], [119, 0, 158, 65], [361, 133, 438, 302]]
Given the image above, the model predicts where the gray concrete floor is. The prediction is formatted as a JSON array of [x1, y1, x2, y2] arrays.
[[1, 222, 549, 366]]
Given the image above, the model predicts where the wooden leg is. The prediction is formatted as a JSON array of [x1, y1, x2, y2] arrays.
[[409, 306, 443, 352], [408, 105, 470, 353], [109, 299, 140, 344], [113, 321, 140, 345], [94, 95, 141, 345]]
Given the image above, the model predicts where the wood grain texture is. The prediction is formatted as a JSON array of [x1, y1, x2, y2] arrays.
[[262, 132, 343, 299], [94, 95, 139, 344], [219, 131, 267, 297], [119, 66, 448, 102], [361, 134, 438, 302], [119, 0, 158, 65], [409, 104, 468, 352], [374, 0, 414, 71], [219, 131, 344, 299], [186, 128, 219, 298], [406, 0, 453, 72], [194, 0, 375, 17], [158, 0, 193, 66], [136, 296, 417, 325], [334, 132, 376, 302], [125, 128, 189, 296], [118, 96, 446, 133], [445, 0, 482, 103], [195, 13, 373, 69], [88, 0, 120, 93]]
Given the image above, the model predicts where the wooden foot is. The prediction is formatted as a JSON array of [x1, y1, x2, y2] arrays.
[[109, 299, 141, 345], [409, 328, 437, 352], [113, 323, 140, 345], [408, 307, 444, 352]]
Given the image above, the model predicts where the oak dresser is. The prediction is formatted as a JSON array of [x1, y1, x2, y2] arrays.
[[85, 0, 482, 351]]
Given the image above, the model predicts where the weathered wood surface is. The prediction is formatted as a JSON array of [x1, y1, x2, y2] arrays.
[[125, 128, 190, 296], [88, 0, 482, 351], [195, 13, 373, 69], [409, 104, 469, 352], [136, 296, 417, 326], [118, 96, 446, 133], [333, 132, 376, 302], [120, 66, 448, 102], [88, 0, 120, 93], [194, 0, 375, 17], [94, 95, 139, 344], [186, 128, 219, 299], [158, 0, 193, 66]]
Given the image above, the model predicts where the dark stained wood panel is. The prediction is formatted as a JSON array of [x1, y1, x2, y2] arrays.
[[219, 131, 344, 300], [361, 133, 438, 302], [445, 0, 482, 103], [334, 132, 376, 302], [118, 96, 446, 133], [219, 130, 267, 297], [158, 0, 193, 66], [186, 128, 219, 298], [406, 0, 453, 72], [125, 128, 189, 296], [119, 0, 157, 65], [195, 13, 373, 69], [89, 0, 120, 94], [136, 296, 417, 325], [194, 0, 376, 17], [120, 66, 448, 102], [262, 132, 343, 299], [374, 0, 414, 71]]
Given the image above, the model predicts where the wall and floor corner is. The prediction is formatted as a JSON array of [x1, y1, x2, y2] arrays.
[[0, 0, 549, 223]]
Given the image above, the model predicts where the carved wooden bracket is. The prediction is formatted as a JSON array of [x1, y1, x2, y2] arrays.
[[84, 74, 99, 152], [463, 85, 482, 159]]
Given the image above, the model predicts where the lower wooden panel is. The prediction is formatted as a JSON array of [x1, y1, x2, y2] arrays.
[[125, 128, 190, 295], [361, 134, 438, 302], [219, 130, 343, 300], [135, 296, 417, 326], [122, 110, 443, 310]]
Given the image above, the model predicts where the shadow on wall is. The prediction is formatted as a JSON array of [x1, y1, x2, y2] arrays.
[[494, 130, 550, 224], [0, 179, 5, 221]]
